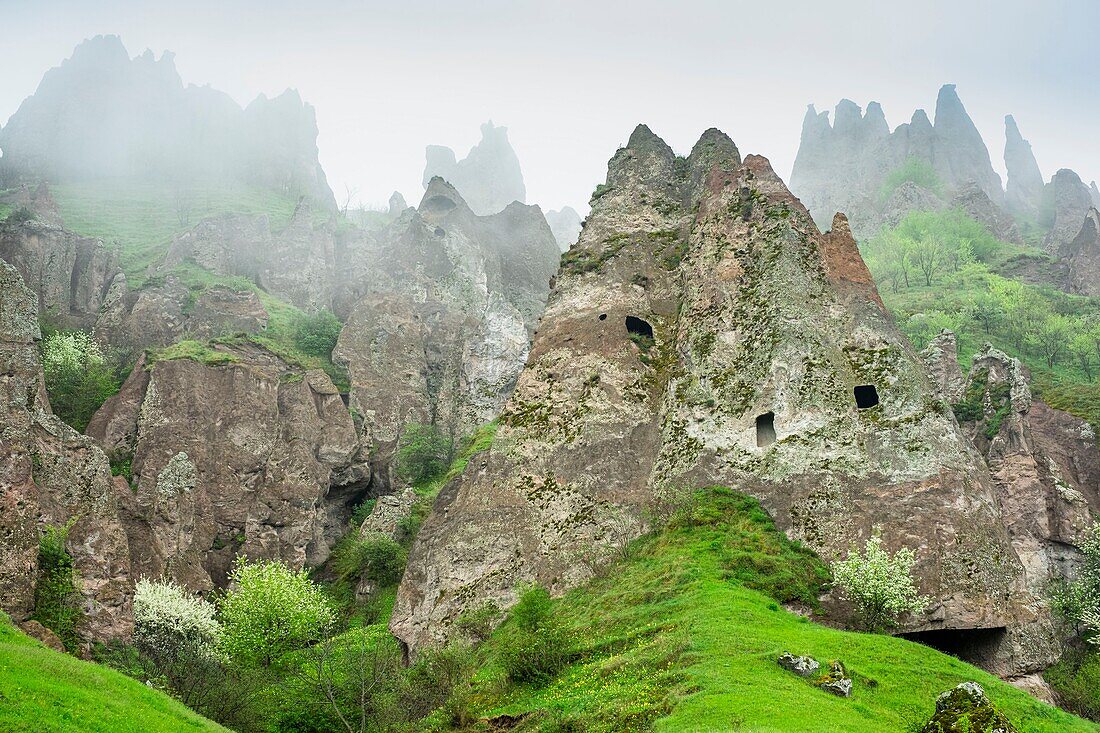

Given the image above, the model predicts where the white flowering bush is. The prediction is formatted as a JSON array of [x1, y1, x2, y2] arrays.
[[39, 329, 119, 431], [832, 536, 929, 631], [219, 557, 335, 667], [132, 577, 220, 661]]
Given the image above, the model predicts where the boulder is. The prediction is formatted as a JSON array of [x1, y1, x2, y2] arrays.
[[920, 682, 1018, 733], [777, 652, 820, 677]]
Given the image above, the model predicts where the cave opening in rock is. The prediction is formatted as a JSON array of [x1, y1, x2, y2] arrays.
[[854, 384, 879, 409], [756, 411, 776, 447], [599, 313, 607, 321], [625, 316, 653, 340], [899, 627, 1006, 667], [433, 227, 445, 237]]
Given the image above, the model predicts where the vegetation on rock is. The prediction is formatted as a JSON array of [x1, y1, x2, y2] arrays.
[[40, 329, 122, 431], [31, 522, 82, 653]]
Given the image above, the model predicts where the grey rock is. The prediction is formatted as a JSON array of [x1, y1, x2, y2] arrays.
[[1004, 116, 1045, 217], [545, 206, 583, 251], [777, 652, 820, 677], [1042, 169, 1093, 256], [423, 121, 526, 215]]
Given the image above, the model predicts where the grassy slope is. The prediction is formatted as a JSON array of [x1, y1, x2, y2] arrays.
[[0, 616, 226, 733], [464, 489, 1095, 733], [51, 180, 304, 286]]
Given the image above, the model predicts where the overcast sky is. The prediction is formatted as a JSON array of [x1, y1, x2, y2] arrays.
[[1, 0, 1097, 213]]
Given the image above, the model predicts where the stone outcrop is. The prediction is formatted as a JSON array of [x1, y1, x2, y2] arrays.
[[0, 260, 132, 642], [392, 125, 1040, 670], [158, 201, 337, 312], [423, 121, 526, 215], [0, 200, 124, 330], [1004, 115, 1045, 217], [1091, 181, 1100, 209], [89, 341, 371, 593], [333, 178, 559, 488], [1042, 169, 1094, 256], [920, 682, 1018, 733], [0, 35, 334, 208], [920, 330, 966, 402], [791, 85, 1004, 237], [1064, 208, 1100, 296], [545, 206, 583, 251]]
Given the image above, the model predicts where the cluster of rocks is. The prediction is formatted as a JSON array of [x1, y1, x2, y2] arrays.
[[776, 653, 852, 697]]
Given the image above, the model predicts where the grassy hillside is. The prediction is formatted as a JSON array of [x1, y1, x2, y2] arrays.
[[457, 488, 1094, 732], [50, 180, 307, 285], [0, 613, 227, 733]]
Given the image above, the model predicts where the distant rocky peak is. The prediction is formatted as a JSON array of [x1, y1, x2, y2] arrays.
[[1092, 181, 1100, 208], [422, 120, 526, 216], [1004, 114, 1045, 216], [686, 127, 741, 191], [418, 176, 471, 219]]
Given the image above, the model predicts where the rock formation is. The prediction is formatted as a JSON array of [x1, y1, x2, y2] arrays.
[[332, 178, 559, 488], [88, 341, 371, 593], [0, 261, 133, 642], [0, 35, 335, 208], [1042, 169, 1095, 255], [791, 85, 1005, 238], [392, 125, 1049, 677], [1063, 208, 1100, 296], [544, 206, 583, 251], [0, 188, 124, 330], [1091, 181, 1100, 209], [1004, 115, 1045, 217], [423, 122, 526, 215]]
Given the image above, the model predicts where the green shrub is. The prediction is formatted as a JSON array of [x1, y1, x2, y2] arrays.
[[7, 206, 35, 225], [32, 521, 82, 652], [396, 423, 451, 486], [497, 585, 571, 686], [880, 157, 943, 198], [348, 498, 376, 529], [331, 532, 407, 587], [293, 309, 342, 358], [218, 557, 335, 667], [40, 330, 121, 431], [1046, 648, 1100, 721]]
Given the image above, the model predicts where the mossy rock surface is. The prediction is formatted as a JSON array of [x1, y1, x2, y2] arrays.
[[921, 682, 1019, 733]]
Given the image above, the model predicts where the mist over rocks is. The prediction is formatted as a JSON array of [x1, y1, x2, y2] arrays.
[[791, 85, 1007, 239], [1004, 115, 1045, 217], [1043, 168, 1095, 256], [0, 35, 336, 208], [423, 121, 526, 216], [545, 206, 583, 251]]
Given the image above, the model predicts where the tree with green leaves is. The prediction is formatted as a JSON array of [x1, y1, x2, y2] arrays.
[[395, 423, 452, 485], [40, 329, 120, 431], [218, 558, 335, 667]]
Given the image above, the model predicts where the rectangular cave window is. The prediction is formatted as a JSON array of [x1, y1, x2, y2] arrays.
[[756, 411, 776, 447], [854, 384, 879, 409]]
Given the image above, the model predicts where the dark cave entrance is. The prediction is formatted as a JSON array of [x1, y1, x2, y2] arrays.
[[899, 627, 1007, 667], [599, 313, 607, 321], [756, 412, 776, 447], [854, 384, 879, 409], [625, 316, 654, 340]]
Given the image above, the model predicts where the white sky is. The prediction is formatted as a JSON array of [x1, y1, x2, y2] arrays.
[[1, 0, 1097, 213]]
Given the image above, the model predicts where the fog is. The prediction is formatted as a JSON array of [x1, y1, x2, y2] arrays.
[[1, 0, 1097, 212]]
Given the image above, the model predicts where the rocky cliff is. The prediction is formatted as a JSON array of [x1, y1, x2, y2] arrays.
[[392, 126, 1053, 676], [0, 261, 133, 642], [87, 341, 371, 594], [790, 85, 1005, 238], [1063, 208, 1100, 296], [333, 178, 559, 488], [1042, 169, 1095, 256], [423, 122, 526, 215], [0, 35, 334, 208], [1004, 115, 1045, 217]]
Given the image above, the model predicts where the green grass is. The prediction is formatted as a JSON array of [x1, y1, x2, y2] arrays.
[[50, 180, 305, 286], [458, 488, 1095, 733], [0, 613, 227, 732], [148, 339, 241, 367]]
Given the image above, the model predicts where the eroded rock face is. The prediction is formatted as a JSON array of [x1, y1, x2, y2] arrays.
[[920, 330, 966, 403], [1044, 169, 1096, 256], [333, 178, 559, 487], [933, 342, 1100, 672], [392, 126, 1034, 667], [91, 342, 371, 593], [1004, 115, 1045, 217], [0, 261, 132, 641], [0, 213, 123, 331], [423, 121, 526, 215], [0, 35, 335, 207], [1064, 209, 1100, 296], [791, 85, 1005, 238]]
